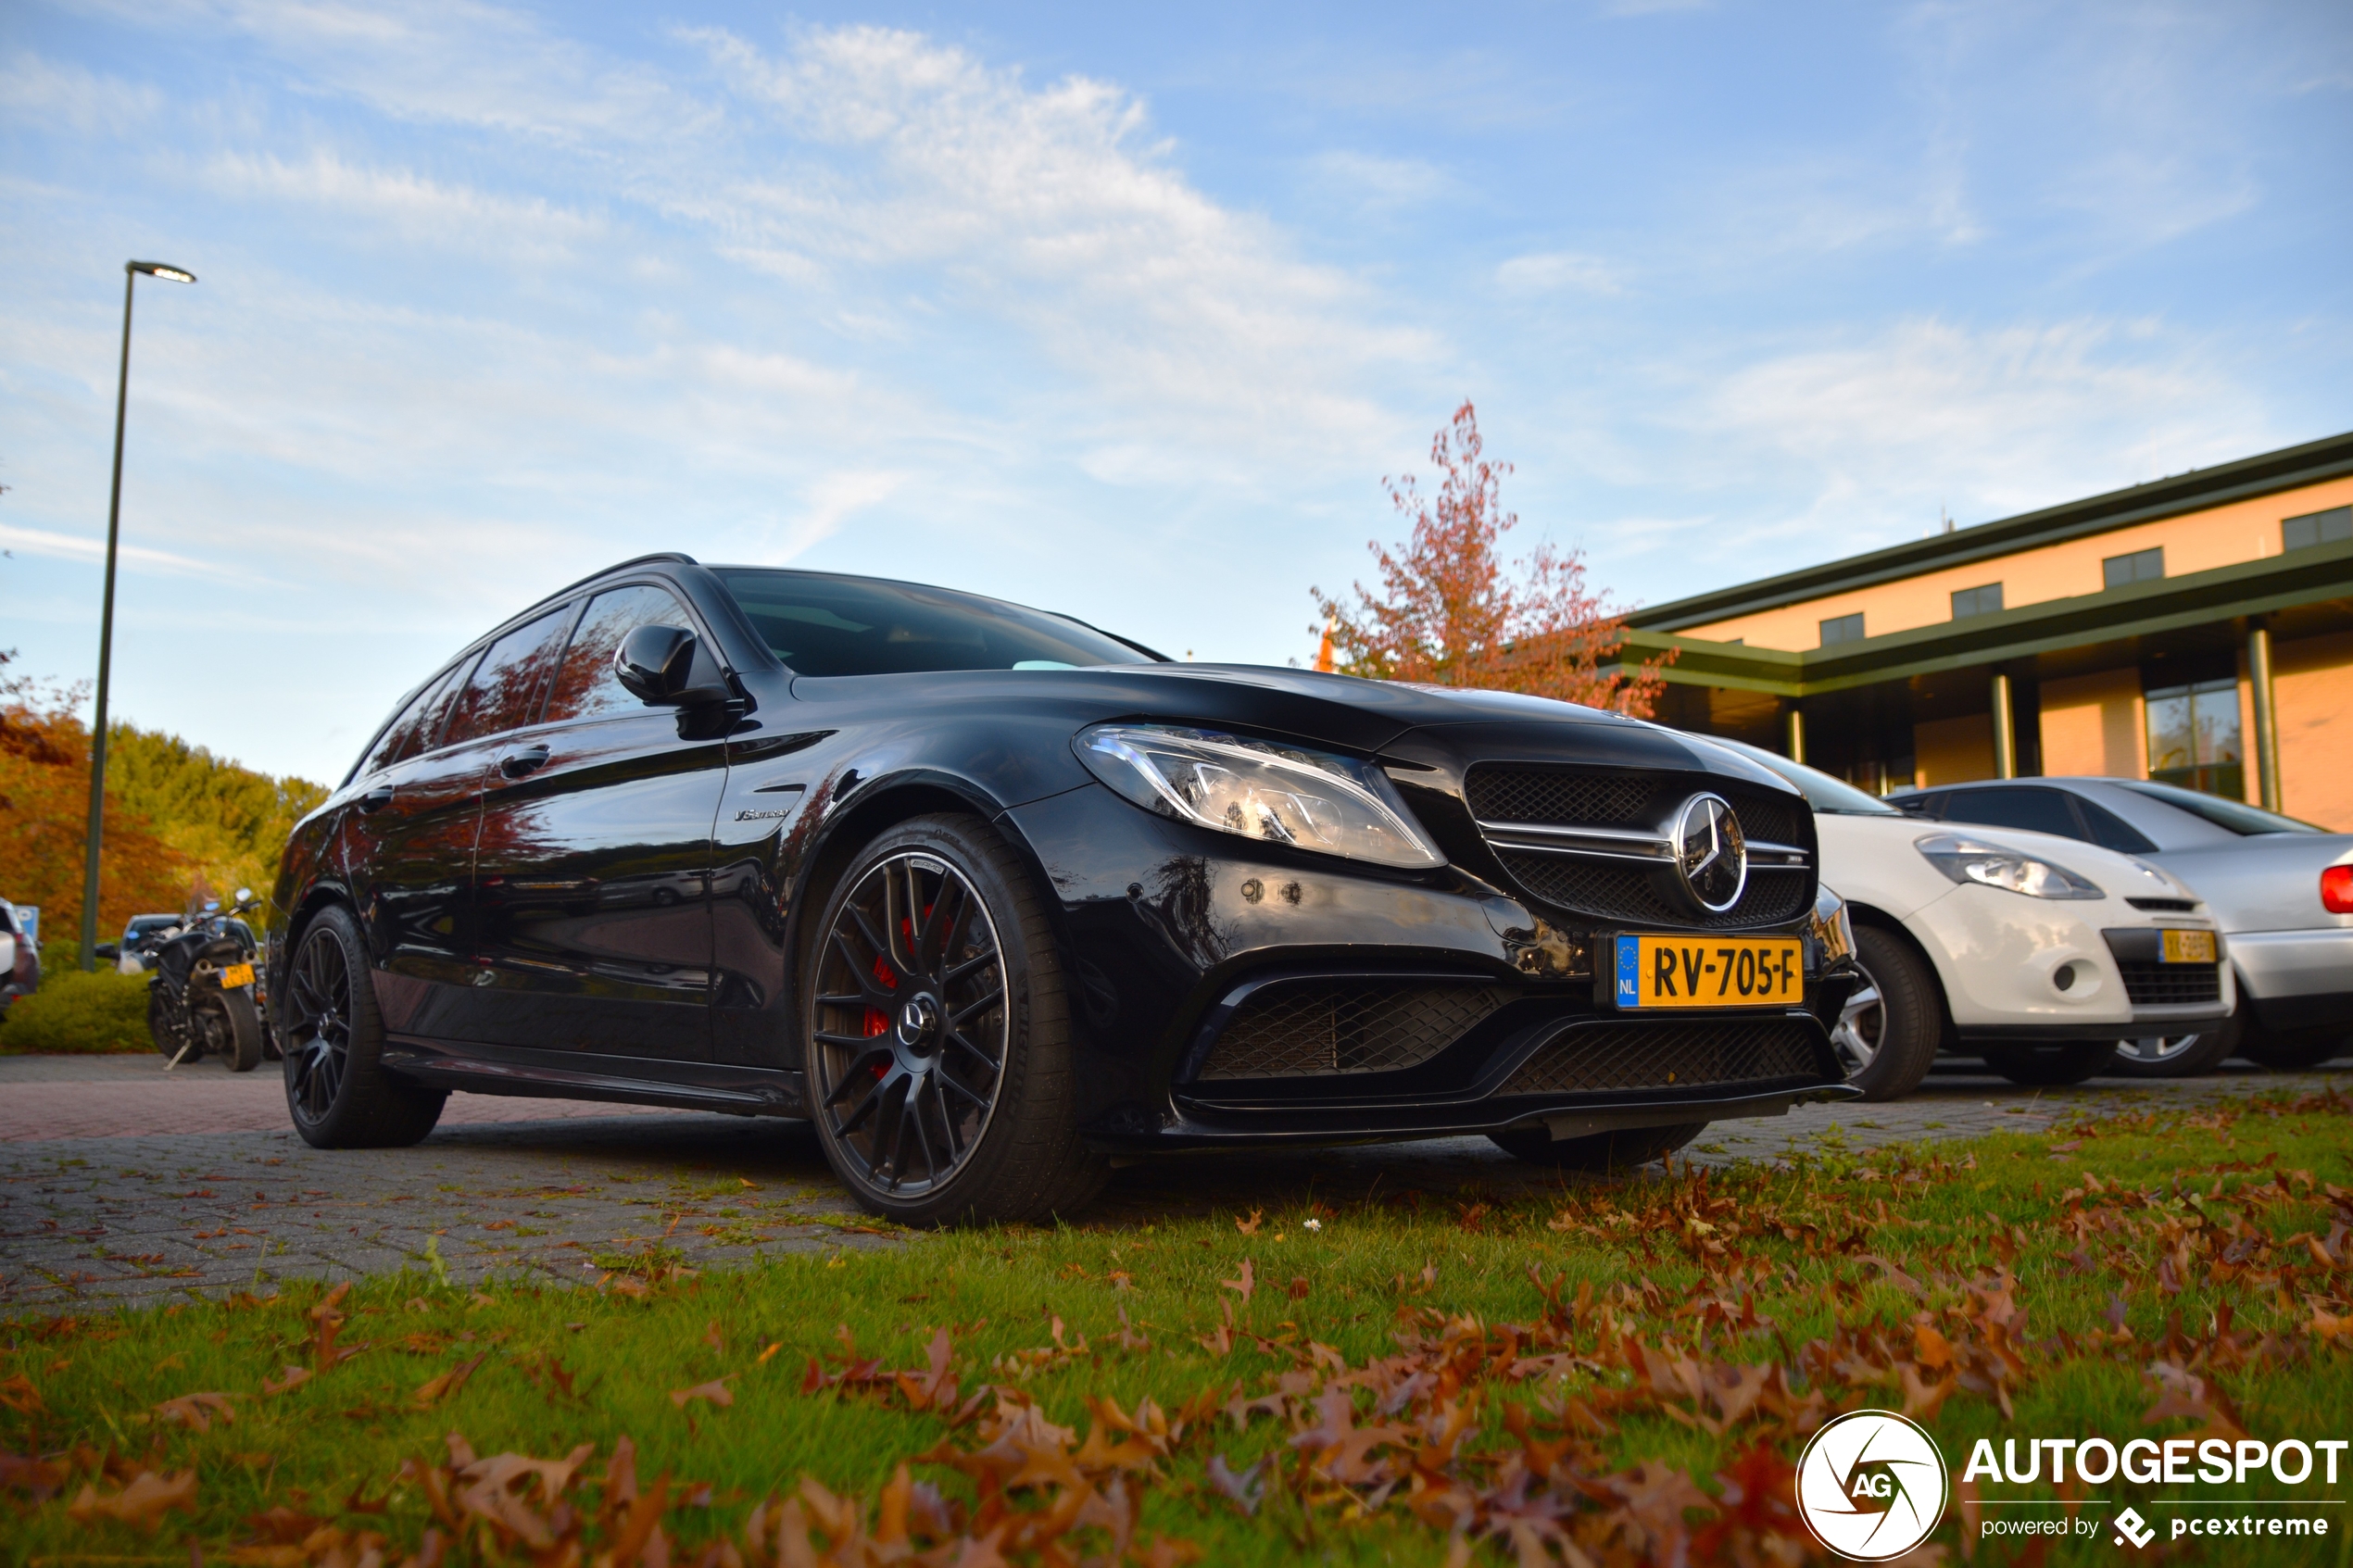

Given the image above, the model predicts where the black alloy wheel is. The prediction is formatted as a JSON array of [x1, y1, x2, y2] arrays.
[[280, 905, 446, 1148], [1488, 1121, 1708, 1172], [805, 814, 1103, 1225]]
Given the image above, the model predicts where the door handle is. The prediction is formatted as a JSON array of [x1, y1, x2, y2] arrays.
[[359, 784, 395, 813], [498, 745, 551, 780]]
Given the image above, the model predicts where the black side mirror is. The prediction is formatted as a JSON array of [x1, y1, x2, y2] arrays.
[[94, 943, 120, 961], [615, 625, 731, 708]]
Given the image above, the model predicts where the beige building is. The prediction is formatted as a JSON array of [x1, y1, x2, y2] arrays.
[[1619, 432, 2353, 830]]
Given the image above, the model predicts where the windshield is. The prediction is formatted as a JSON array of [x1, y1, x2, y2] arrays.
[[1705, 736, 1904, 816], [715, 570, 1157, 678], [2114, 780, 2322, 835]]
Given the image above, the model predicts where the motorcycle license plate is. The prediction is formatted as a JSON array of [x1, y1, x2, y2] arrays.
[[2160, 929, 2216, 964], [1613, 935, 1803, 1009], [220, 962, 256, 988]]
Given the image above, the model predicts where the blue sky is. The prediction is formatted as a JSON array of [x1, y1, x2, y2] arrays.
[[3, 0, 2348, 784]]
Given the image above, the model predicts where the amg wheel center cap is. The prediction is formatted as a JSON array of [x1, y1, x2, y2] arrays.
[[896, 995, 940, 1049], [1669, 793, 1748, 913]]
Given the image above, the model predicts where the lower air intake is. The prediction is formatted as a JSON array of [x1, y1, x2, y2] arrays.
[[2115, 962, 2223, 1006], [1498, 1018, 1819, 1097], [1198, 979, 1511, 1080]]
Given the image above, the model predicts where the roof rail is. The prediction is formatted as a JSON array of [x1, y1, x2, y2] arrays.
[[520, 552, 701, 617]]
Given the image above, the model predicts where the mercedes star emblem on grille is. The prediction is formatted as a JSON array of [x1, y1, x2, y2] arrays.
[[1668, 793, 1748, 913]]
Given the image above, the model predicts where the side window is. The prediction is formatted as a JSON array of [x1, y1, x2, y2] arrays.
[[2077, 797, 2158, 855], [443, 610, 572, 746], [1942, 786, 2089, 843], [357, 659, 470, 776], [542, 584, 695, 725]]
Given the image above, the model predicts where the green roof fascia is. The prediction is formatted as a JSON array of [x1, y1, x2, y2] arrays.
[[1628, 430, 2353, 633], [1609, 537, 2353, 699]]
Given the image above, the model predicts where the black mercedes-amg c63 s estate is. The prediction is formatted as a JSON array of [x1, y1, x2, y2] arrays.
[[269, 554, 1858, 1222]]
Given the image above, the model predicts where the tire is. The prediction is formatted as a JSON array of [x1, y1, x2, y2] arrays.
[[147, 985, 187, 1060], [1831, 925, 1941, 1101], [1487, 1121, 1708, 1172], [2107, 1010, 2243, 1079], [802, 813, 1106, 1226], [279, 905, 447, 1148], [195, 987, 265, 1073], [2240, 1028, 2348, 1072], [1981, 1040, 2117, 1086]]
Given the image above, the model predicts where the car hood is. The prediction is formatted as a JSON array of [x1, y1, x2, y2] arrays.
[[791, 662, 1730, 757]]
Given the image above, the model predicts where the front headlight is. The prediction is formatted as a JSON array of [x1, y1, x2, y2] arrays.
[[1915, 833, 2104, 899], [1076, 723, 1445, 870]]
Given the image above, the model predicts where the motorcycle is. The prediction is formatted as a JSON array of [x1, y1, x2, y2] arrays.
[[145, 888, 267, 1073]]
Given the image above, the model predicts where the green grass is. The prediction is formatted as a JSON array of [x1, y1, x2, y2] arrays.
[[0, 966, 151, 1056], [6, 1090, 2351, 1565]]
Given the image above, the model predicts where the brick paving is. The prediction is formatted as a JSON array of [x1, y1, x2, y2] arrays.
[[0, 1052, 2343, 1309]]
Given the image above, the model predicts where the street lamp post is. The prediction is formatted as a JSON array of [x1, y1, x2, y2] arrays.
[[79, 260, 196, 972]]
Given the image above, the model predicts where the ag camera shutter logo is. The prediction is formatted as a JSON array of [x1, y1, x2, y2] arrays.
[[1796, 1410, 1950, 1561]]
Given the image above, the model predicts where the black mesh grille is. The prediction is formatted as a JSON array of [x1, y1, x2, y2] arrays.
[[2116, 961, 2223, 1006], [1497, 853, 1813, 930], [1466, 770, 1654, 828], [1200, 980, 1511, 1080], [1499, 1019, 1818, 1097], [1466, 767, 1809, 849]]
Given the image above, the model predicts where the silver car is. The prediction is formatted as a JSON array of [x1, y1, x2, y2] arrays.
[[1893, 778, 2352, 1073]]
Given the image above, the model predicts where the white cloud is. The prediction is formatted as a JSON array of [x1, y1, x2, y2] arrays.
[[1704, 316, 2275, 536], [1302, 150, 1456, 209], [0, 521, 252, 583], [0, 52, 165, 132], [204, 151, 608, 259], [1496, 251, 1625, 295], [687, 25, 1439, 464]]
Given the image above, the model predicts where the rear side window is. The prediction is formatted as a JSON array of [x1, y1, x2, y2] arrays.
[[1942, 786, 2087, 843], [542, 584, 695, 725], [443, 610, 572, 746], [2076, 797, 2159, 854], [357, 659, 473, 777]]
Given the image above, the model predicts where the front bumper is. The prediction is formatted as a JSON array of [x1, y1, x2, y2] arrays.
[[1007, 783, 1855, 1149], [2229, 928, 2353, 1034]]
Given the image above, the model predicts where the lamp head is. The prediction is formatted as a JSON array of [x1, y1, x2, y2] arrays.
[[127, 261, 196, 283]]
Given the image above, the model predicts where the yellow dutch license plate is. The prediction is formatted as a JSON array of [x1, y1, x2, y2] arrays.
[[220, 963, 256, 988], [1612, 935, 1803, 1009], [2160, 929, 2216, 964]]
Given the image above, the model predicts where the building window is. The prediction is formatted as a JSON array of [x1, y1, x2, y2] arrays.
[[2284, 506, 2352, 552], [1818, 612, 1865, 646], [2103, 546, 2164, 589], [1950, 583, 2004, 619], [2145, 677, 2242, 800]]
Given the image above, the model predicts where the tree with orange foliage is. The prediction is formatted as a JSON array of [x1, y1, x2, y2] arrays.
[[0, 652, 191, 949], [1311, 402, 1672, 715]]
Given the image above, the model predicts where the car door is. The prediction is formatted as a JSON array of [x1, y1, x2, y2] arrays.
[[467, 583, 729, 1060], [340, 654, 504, 1042]]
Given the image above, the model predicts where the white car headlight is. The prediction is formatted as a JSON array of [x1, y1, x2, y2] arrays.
[[1076, 723, 1445, 870], [1915, 833, 2104, 900]]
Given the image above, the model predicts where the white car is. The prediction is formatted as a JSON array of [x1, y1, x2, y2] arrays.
[[1699, 739, 2233, 1098]]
